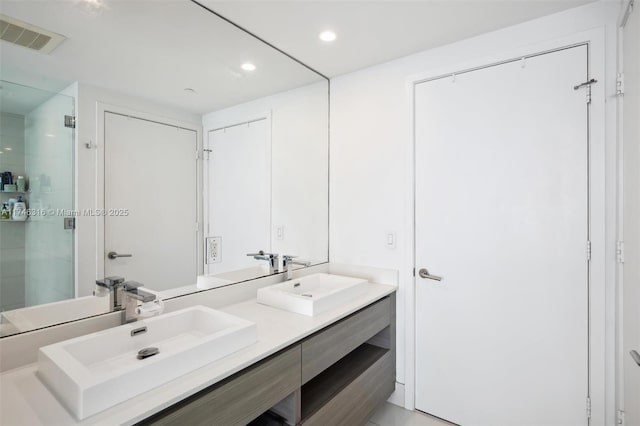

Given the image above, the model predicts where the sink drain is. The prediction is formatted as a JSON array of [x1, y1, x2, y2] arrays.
[[137, 347, 159, 360]]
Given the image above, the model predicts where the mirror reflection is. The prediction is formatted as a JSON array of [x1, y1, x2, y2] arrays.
[[0, 0, 329, 337]]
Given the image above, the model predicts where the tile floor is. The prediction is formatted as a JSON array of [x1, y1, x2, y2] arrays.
[[368, 402, 454, 426]]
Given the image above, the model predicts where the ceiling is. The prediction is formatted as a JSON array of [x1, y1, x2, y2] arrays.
[[0, 0, 323, 115], [201, 0, 598, 78], [0, 0, 602, 115]]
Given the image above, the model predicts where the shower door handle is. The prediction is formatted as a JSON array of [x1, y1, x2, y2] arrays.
[[631, 350, 640, 367]]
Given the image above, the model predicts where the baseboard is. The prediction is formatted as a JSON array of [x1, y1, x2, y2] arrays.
[[387, 382, 405, 407]]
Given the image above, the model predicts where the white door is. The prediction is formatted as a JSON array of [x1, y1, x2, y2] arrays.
[[206, 119, 271, 274], [104, 112, 198, 291], [622, 1, 640, 423], [415, 46, 589, 425]]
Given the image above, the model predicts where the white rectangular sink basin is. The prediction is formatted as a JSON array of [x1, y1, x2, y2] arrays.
[[37, 305, 256, 420], [257, 273, 369, 316]]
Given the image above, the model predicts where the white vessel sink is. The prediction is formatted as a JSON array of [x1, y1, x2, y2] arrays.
[[37, 305, 256, 420], [257, 273, 369, 316]]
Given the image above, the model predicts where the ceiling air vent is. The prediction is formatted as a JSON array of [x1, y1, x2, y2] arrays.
[[0, 14, 66, 54]]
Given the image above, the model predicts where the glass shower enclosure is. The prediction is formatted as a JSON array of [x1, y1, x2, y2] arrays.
[[0, 80, 75, 320]]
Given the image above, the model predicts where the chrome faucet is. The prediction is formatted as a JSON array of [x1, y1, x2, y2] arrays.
[[282, 255, 311, 280], [121, 281, 157, 323], [247, 250, 279, 274], [95, 276, 157, 323], [95, 276, 126, 310]]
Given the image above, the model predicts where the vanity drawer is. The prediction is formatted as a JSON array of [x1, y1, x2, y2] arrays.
[[301, 297, 391, 384], [142, 345, 301, 426]]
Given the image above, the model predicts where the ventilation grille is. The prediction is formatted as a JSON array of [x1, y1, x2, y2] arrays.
[[0, 14, 65, 54]]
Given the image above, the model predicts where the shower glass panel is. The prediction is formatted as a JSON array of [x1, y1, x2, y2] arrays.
[[0, 81, 75, 317]]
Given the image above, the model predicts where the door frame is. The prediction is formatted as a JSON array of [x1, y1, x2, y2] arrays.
[[95, 102, 203, 282], [404, 28, 610, 423]]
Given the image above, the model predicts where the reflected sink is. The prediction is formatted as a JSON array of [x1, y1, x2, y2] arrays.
[[37, 305, 256, 420], [1, 295, 110, 335], [257, 273, 369, 316]]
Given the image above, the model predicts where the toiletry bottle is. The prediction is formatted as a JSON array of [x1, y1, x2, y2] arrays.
[[11, 196, 27, 221], [1, 203, 10, 220], [16, 176, 25, 192]]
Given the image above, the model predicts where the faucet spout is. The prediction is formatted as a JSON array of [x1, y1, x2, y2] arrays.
[[122, 281, 158, 323], [247, 250, 279, 274], [282, 255, 311, 280]]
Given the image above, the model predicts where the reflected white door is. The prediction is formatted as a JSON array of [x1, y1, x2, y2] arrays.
[[415, 46, 589, 425], [104, 112, 197, 290], [206, 119, 270, 274]]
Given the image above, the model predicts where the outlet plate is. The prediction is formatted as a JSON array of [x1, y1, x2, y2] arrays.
[[206, 237, 222, 264]]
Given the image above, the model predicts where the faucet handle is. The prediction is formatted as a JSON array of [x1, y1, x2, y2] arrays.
[[123, 281, 156, 302], [123, 280, 143, 291], [284, 256, 311, 267], [247, 250, 276, 258], [96, 276, 125, 288], [282, 255, 297, 264]]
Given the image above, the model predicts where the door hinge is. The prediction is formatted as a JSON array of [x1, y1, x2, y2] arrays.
[[586, 241, 592, 261], [412, 267, 416, 277], [64, 115, 76, 128], [617, 409, 625, 425], [617, 241, 625, 263], [617, 73, 625, 96], [586, 397, 592, 419], [573, 78, 597, 104], [203, 148, 212, 160], [195, 222, 199, 232], [195, 150, 200, 160]]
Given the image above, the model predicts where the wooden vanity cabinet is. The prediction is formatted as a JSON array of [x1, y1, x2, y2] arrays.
[[139, 294, 396, 426]]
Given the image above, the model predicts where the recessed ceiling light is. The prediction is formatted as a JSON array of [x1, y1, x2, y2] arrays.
[[319, 31, 337, 42], [241, 63, 256, 72], [4, 147, 12, 151]]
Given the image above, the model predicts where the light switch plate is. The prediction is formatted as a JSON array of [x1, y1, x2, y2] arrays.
[[276, 226, 284, 241], [385, 231, 396, 249], [206, 237, 221, 264]]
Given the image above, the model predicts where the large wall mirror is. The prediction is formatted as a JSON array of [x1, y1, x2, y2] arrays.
[[0, 0, 329, 337]]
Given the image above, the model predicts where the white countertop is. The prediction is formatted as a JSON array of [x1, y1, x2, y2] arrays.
[[0, 282, 395, 426]]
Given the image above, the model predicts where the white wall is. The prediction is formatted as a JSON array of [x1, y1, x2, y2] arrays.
[[202, 81, 329, 268], [620, 0, 640, 422], [329, 1, 619, 422], [74, 83, 201, 297]]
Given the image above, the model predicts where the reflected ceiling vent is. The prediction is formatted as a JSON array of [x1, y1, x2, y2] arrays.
[[0, 14, 66, 54]]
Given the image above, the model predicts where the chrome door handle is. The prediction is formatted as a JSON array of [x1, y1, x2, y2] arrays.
[[631, 350, 640, 367], [108, 251, 132, 260], [418, 268, 443, 281]]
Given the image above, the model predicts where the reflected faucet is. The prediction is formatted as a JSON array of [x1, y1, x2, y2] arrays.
[[247, 250, 279, 274], [282, 255, 311, 280]]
